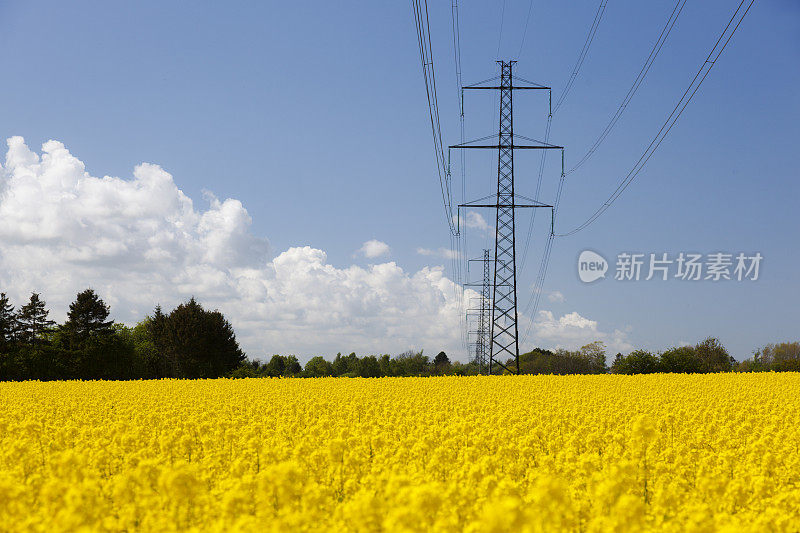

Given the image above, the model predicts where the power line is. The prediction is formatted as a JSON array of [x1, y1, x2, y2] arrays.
[[521, 232, 554, 345], [567, 0, 687, 175], [552, 0, 609, 113], [518, 0, 607, 272], [518, 0, 684, 347], [412, 0, 468, 352], [518, 113, 551, 272], [521, 169, 566, 347], [412, 0, 456, 235], [516, 1, 535, 60], [451, 0, 468, 352], [521, 0, 755, 349], [559, 0, 755, 237], [496, 0, 506, 58]]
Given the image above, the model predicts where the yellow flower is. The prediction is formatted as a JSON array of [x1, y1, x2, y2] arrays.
[[0, 374, 798, 531]]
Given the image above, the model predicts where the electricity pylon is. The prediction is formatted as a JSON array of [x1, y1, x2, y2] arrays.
[[466, 249, 491, 374], [453, 61, 562, 374]]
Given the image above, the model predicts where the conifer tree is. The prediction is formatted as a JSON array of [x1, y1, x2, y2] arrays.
[[0, 293, 17, 351], [62, 289, 114, 346], [148, 305, 171, 376], [17, 293, 55, 345], [162, 298, 245, 378]]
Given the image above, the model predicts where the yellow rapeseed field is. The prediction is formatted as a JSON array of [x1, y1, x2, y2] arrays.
[[1, 374, 799, 532]]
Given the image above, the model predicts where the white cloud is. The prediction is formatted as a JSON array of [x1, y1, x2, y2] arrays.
[[453, 211, 490, 232], [547, 290, 565, 303], [526, 310, 633, 357], [464, 211, 489, 231], [358, 239, 390, 259], [0, 137, 627, 363], [0, 137, 476, 360], [416, 247, 461, 260]]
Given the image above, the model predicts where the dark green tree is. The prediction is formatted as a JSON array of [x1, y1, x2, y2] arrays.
[[113, 321, 161, 379], [264, 355, 286, 377], [433, 351, 451, 375], [452, 360, 479, 376], [16, 293, 55, 345], [162, 298, 245, 378], [55, 290, 140, 379], [332, 352, 360, 377], [148, 305, 172, 376], [695, 337, 733, 372], [378, 354, 392, 376], [359, 355, 382, 377], [304, 356, 334, 377], [610, 350, 660, 374], [61, 289, 113, 344], [0, 293, 17, 351], [396, 350, 430, 376], [283, 355, 302, 377], [518, 348, 556, 374], [659, 346, 704, 373], [130, 319, 161, 377], [227, 359, 262, 378]]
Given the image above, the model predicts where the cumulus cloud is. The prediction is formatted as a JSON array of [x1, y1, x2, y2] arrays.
[[526, 310, 633, 356], [357, 239, 390, 259], [0, 137, 476, 359], [0, 137, 628, 362], [416, 247, 461, 260], [453, 211, 490, 232]]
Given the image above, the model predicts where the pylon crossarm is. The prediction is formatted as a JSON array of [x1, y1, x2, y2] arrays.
[[457, 204, 552, 208], [449, 144, 562, 150], [463, 86, 548, 90]]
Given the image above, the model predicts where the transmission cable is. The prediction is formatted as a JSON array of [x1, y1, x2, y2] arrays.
[[553, 0, 609, 113], [518, 0, 608, 271], [412, 0, 456, 236], [451, 0, 468, 351], [567, 0, 687, 175], [519, 0, 686, 346], [559, 0, 755, 237], [521, 0, 754, 350], [496, 0, 507, 58], [517, 1, 535, 60]]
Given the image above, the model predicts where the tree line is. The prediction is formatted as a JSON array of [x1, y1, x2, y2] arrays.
[[0, 290, 244, 380], [1, 289, 796, 380], [609, 338, 800, 374], [230, 350, 462, 378], [509, 338, 800, 375], [231, 338, 800, 378]]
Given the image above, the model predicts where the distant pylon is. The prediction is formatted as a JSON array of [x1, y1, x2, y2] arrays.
[[466, 249, 492, 374], [477, 249, 491, 374]]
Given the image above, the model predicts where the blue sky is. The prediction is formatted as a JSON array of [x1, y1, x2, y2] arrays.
[[0, 1, 797, 361]]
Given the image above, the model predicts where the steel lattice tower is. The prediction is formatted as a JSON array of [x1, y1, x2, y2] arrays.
[[490, 61, 520, 373], [453, 61, 562, 374], [466, 249, 492, 374], [477, 249, 491, 373]]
